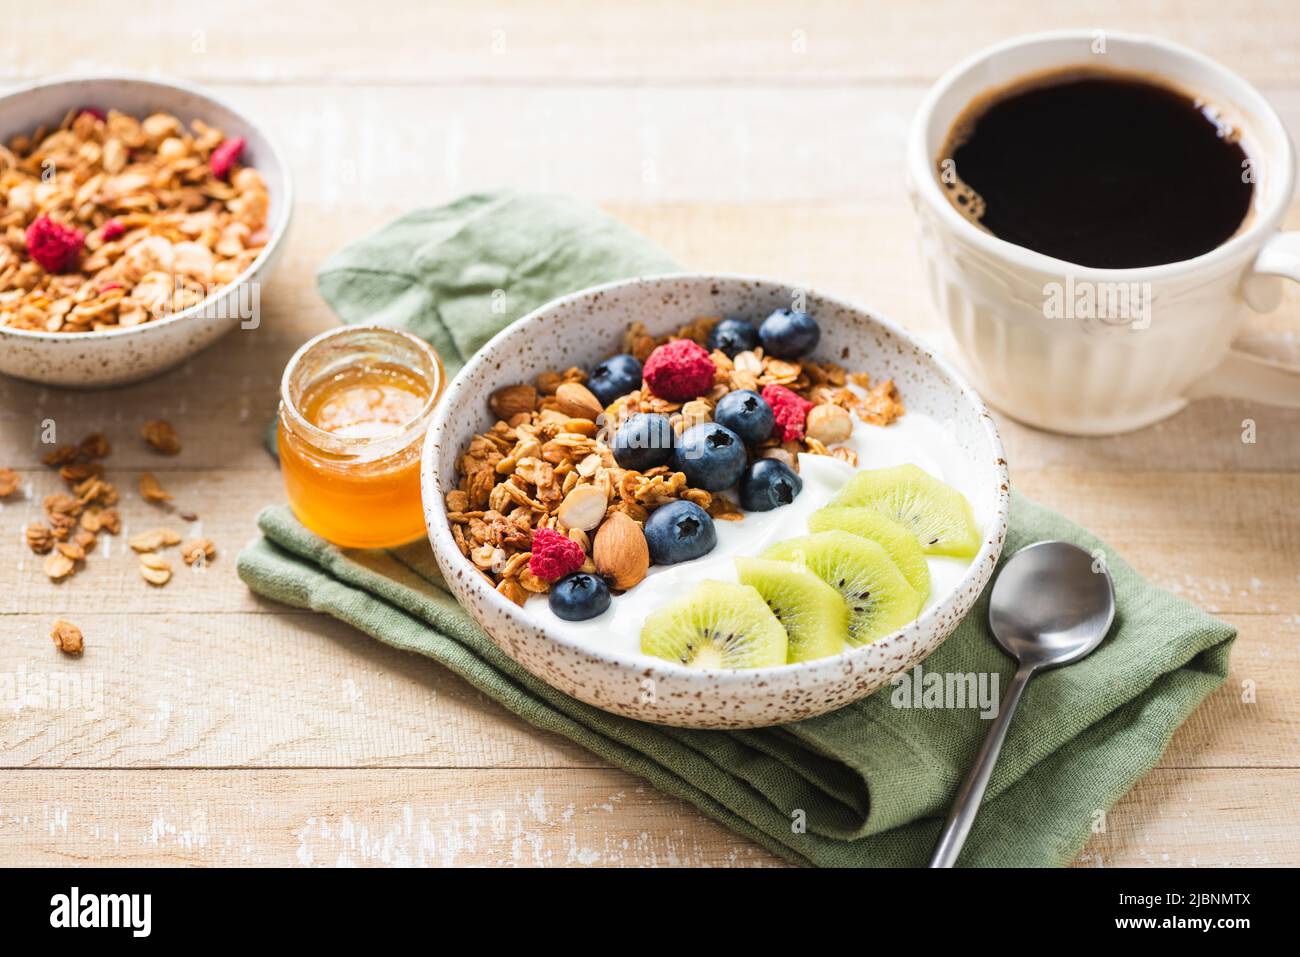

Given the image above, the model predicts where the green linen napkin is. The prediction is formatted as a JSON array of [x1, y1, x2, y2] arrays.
[[238, 191, 1234, 866]]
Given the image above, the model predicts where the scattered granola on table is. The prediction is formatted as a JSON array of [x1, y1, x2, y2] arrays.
[[20, 425, 209, 589], [444, 315, 904, 606], [24, 431, 123, 579], [0, 108, 269, 333]]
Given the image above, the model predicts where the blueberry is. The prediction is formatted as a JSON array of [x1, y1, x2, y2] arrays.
[[758, 309, 820, 359], [713, 389, 775, 446], [611, 413, 674, 471], [587, 353, 643, 407], [644, 500, 717, 565], [739, 458, 803, 512], [548, 572, 612, 621], [706, 317, 759, 357], [672, 423, 747, 491]]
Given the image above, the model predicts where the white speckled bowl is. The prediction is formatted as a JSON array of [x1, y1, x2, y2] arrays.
[[0, 75, 292, 388], [423, 274, 1010, 729]]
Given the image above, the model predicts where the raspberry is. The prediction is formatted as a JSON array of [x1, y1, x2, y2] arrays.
[[25, 216, 84, 274], [762, 384, 814, 442], [209, 136, 246, 180], [100, 219, 125, 242], [78, 107, 106, 121], [528, 527, 586, 582], [642, 339, 715, 401]]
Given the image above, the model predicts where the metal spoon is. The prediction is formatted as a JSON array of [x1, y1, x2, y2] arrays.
[[929, 540, 1116, 868]]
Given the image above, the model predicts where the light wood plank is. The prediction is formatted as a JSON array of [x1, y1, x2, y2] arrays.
[[0, 767, 1291, 866], [8, 83, 1300, 211], [1076, 770, 1300, 867], [0, 612, 599, 771], [7, 1, 1300, 85], [0, 768, 786, 867]]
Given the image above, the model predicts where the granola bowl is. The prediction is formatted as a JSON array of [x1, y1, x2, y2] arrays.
[[0, 75, 291, 388], [423, 274, 1010, 729]]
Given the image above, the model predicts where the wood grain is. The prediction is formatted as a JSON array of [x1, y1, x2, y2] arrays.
[[7, 1, 1300, 85], [0, 768, 787, 867], [0, 768, 1291, 867], [1, 0, 1297, 868]]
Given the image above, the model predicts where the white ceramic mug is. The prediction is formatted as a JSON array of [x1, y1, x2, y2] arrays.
[[907, 31, 1300, 435]]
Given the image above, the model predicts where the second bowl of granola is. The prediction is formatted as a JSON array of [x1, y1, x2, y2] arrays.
[[0, 75, 291, 387], [423, 274, 1010, 729]]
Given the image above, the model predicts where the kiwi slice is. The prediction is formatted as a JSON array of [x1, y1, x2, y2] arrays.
[[762, 531, 920, 646], [808, 506, 931, 604], [641, 580, 788, 669], [735, 557, 848, 663], [829, 464, 980, 558]]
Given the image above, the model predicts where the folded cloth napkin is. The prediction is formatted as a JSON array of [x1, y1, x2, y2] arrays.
[[238, 191, 1235, 867]]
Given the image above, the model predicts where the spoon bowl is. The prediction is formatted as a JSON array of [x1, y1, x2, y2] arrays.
[[988, 540, 1116, 668]]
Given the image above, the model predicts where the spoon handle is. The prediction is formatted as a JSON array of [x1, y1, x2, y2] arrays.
[[929, 664, 1034, 867]]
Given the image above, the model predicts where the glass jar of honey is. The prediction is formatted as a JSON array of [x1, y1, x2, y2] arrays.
[[277, 325, 444, 549]]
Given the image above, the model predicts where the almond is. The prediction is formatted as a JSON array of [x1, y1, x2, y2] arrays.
[[554, 382, 604, 421], [593, 511, 649, 590], [489, 384, 537, 420], [556, 483, 607, 531]]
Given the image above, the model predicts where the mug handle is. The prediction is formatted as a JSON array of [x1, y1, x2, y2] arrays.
[[1186, 232, 1300, 407]]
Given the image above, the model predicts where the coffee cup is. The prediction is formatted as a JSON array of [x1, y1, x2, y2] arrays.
[[907, 30, 1300, 434]]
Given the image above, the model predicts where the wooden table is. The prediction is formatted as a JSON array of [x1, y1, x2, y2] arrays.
[[2, 1, 1297, 867]]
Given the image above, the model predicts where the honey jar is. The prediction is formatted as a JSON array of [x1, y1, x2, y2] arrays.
[[277, 325, 444, 548]]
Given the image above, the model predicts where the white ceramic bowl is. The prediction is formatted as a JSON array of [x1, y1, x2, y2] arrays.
[[0, 75, 292, 387], [423, 274, 1010, 729]]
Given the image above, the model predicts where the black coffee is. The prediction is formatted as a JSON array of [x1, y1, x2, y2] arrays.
[[940, 69, 1254, 268]]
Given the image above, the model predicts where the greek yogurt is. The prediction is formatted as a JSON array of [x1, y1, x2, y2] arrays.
[[525, 410, 979, 660]]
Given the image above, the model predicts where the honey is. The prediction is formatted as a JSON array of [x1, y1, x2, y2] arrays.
[[278, 326, 443, 548]]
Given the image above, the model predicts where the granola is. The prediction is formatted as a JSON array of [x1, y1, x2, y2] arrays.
[[50, 619, 84, 656], [18, 425, 208, 590], [141, 419, 181, 455], [445, 317, 904, 604], [0, 109, 269, 333]]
